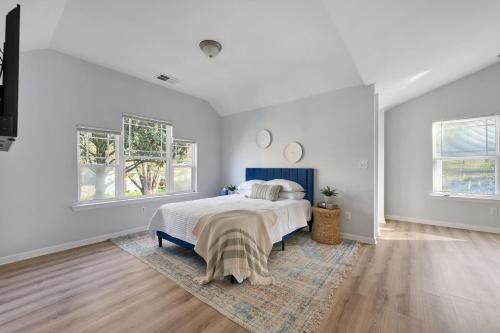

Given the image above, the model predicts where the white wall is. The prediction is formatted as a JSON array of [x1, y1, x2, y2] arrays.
[[222, 86, 377, 242], [385, 62, 500, 232], [377, 104, 385, 225], [0, 50, 222, 259]]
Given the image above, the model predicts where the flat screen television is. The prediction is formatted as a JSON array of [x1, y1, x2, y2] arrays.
[[0, 5, 20, 152]]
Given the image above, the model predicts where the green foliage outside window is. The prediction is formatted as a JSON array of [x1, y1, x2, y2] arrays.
[[123, 117, 192, 196], [78, 116, 195, 201]]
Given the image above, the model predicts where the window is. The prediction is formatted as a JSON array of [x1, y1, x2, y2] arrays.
[[433, 116, 498, 196], [123, 114, 173, 197], [77, 114, 197, 203], [172, 140, 197, 193], [78, 127, 119, 201]]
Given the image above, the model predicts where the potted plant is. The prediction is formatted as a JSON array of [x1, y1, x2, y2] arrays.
[[321, 186, 337, 204], [227, 184, 237, 195]]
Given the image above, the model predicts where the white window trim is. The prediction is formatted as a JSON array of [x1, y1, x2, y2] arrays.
[[172, 139, 198, 194], [75, 117, 198, 208], [76, 126, 120, 203], [122, 112, 173, 127], [429, 192, 500, 202], [122, 115, 173, 199], [71, 191, 201, 211], [431, 115, 500, 199]]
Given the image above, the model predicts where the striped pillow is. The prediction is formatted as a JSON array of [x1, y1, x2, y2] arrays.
[[249, 184, 281, 201]]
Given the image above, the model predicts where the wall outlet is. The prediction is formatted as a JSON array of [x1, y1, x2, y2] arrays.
[[345, 211, 352, 221], [491, 207, 498, 217], [358, 160, 368, 169]]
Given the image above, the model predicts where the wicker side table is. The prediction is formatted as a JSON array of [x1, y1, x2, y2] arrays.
[[311, 207, 341, 245]]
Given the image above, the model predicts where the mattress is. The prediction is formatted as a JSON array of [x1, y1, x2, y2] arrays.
[[148, 194, 311, 245]]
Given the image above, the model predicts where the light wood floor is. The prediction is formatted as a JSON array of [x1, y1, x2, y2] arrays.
[[1, 221, 500, 333]]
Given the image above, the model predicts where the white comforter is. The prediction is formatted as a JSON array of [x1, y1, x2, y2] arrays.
[[148, 194, 311, 245]]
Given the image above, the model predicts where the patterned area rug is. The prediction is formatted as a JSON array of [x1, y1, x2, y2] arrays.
[[111, 231, 359, 333]]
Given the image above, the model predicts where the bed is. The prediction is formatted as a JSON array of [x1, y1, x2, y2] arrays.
[[149, 168, 314, 251]]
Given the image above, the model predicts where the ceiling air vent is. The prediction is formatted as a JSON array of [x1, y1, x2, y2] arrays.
[[156, 74, 170, 82]]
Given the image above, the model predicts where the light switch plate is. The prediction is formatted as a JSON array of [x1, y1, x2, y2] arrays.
[[491, 207, 498, 216], [358, 160, 368, 169]]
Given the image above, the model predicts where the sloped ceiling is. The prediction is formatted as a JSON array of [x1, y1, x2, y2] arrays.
[[2, 0, 500, 114], [49, 0, 363, 116], [0, 0, 66, 51], [322, 0, 500, 111]]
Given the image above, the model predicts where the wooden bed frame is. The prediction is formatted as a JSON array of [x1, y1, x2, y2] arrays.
[[156, 167, 314, 252]]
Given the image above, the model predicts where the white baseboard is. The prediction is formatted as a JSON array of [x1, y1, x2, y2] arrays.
[[0, 225, 377, 266], [0, 226, 147, 266], [378, 217, 386, 224], [385, 215, 500, 235], [341, 232, 377, 245]]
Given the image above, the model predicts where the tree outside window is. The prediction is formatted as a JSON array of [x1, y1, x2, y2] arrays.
[[77, 115, 197, 203], [78, 129, 118, 201]]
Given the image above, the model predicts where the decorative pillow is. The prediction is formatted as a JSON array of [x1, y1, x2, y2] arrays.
[[278, 191, 306, 200], [249, 184, 281, 201], [264, 179, 304, 192], [238, 179, 265, 191]]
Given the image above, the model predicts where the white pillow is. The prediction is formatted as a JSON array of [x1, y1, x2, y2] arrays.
[[279, 191, 305, 200], [238, 179, 265, 191], [240, 189, 251, 197], [264, 179, 304, 192]]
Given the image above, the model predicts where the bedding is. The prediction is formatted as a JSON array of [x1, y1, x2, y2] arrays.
[[264, 179, 304, 192], [278, 191, 305, 200], [239, 189, 251, 197], [238, 179, 265, 191], [148, 194, 311, 245], [193, 209, 276, 285]]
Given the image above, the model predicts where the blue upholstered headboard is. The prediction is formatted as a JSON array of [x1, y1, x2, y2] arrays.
[[245, 168, 314, 205]]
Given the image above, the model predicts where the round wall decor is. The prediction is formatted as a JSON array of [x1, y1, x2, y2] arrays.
[[256, 129, 272, 149], [283, 141, 303, 163]]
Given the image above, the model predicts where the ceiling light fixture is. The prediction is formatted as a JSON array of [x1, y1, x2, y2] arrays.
[[199, 40, 222, 58]]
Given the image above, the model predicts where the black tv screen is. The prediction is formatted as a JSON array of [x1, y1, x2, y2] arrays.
[[0, 5, 20, 151]]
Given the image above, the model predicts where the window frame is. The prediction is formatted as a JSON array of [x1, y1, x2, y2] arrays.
[[171, 138, 198, 193], [121, 114, 173, 199], [76, 115, 198, 204], [432, 115, 500, 197], [76, 126, 121, 203]]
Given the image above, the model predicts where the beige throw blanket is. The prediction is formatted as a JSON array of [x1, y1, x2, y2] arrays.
[[192, 209, 277, 285]]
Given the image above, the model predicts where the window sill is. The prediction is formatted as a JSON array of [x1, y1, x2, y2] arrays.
[[430, 192, 500, 202], [71, 192, 200, 211]]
